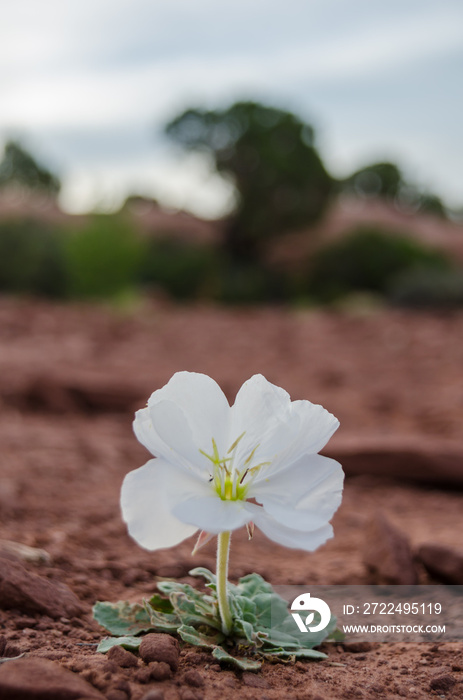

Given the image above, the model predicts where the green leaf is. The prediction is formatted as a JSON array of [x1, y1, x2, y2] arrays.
[[229, 594, 257, 624], [148, 593, 175, 614], [237, 572, 274, 597], [143, 599, 180, 632], [232, 617, 255, 643], [264, 648, 327, 660], [169, 591, 222, 631], [212, 646, 262, 671], [94, 569, 334, 668], [188, 567, 217, 585], [97, 636, 142, 653], [93, 601, 154, 636], [178, 624, 225, 648], [259, 628, 302, 649]]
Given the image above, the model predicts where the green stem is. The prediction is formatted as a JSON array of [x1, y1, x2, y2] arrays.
[[216, 531, 233, 635]]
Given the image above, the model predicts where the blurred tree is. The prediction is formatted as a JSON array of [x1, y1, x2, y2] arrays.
[[0, 141, 61, 195], [165, 101, 334, 259], [342, 162, 403, 199], [341, 161, 447, 218]]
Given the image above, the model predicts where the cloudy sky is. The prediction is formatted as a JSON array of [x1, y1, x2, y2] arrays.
[[1, 0, 462, 216]]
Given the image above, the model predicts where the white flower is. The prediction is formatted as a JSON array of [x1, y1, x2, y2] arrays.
[[121, 372, 343, 553]]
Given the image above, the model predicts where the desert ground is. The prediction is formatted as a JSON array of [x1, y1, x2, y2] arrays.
[[0, 296, 462, 699]]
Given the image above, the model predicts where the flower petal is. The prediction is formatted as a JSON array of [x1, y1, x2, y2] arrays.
[[171, 496, 251, 534], [121, 458, 201, 551], [229, 374, 299, 465], [246, 502, 334, 551], [271, 399, 339, 474], [133, 404, 201, 474], [148, 372, 230, 453], [229, 375, 339, 478], [250, 454, 343, 531]]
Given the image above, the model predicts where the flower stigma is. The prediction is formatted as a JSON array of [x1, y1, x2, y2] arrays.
[[199, 432, 270, 502]]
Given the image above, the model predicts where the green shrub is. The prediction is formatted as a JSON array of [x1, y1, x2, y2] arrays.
[[0, 218, 66, 297], [213, 259, 274, 304], [307, 226, 451, 302], [140, 238, 291, 304], [64, 215, 144, 299], [140, 237, 220, 300], [389, 267, 463, 308]]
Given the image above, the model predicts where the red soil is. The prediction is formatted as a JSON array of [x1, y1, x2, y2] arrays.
[[0, 297, 462, 699]]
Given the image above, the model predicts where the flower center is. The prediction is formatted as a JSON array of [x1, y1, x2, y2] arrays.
[[199, 433, 270, 501]]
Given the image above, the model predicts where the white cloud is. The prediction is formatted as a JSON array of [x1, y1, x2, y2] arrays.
[[59, 152, 235, 217], [1, 0, 462, 213]]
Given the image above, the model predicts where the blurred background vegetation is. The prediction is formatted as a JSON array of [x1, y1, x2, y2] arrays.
[[0, 100, 462, 309]]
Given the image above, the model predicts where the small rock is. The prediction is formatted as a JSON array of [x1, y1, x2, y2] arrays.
[[134, 667, 152, 684], [418, 543, 463, 584], [140, 690, 165, 700], [0, 657, 105, 698], [139, 633, 179, 672], [107, 644, 139, 668], [241, 672, 270, 688], [183, 670, 204, 687], [363, 512, 418, 584], [0, 556, 83, 619], [429, 674, 456, 692], [149, 661, 172, 681]]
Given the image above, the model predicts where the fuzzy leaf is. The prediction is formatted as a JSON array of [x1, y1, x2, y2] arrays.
[[148, 593, 174, 614], [265, 647, 327, 660], [143, 599, 180, 632], [178, 624, 225, 648], [93, 601, 154, 636], [237, 572, 274, 597], [232, 617, 255, 643], [169, 592, 222, 631], [212, 646, 262, 671], [94, 567, 334, 668], [188, 567, 217, 585], [97, 636, 142, 653]]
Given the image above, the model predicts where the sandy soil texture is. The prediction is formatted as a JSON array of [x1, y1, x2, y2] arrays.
[[0, 297, 462, 699]]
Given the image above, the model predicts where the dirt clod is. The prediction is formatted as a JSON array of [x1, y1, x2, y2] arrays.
[[107, 644, 139, 668], [149, 661, 172, 681], [429, 673, 457, 691], [139, 634, 179, 672], [183, 669, 205, 687]]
